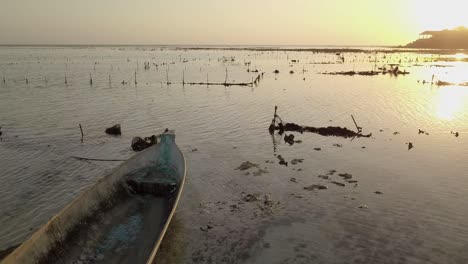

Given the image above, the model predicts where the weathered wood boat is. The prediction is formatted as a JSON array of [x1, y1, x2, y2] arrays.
[[2, 131, 186, 264]]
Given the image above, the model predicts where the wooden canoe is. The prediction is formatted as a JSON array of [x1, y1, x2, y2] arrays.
[[1, 131, 186, 264]]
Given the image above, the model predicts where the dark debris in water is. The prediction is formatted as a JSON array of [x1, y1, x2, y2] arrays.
[[277, 123, 371, 138], [406, 142, 414, 150], [331, 181, 346, 187], [276, 155, 288, 166], [304, 184, 328, 191], [338, 173, 353, 180], [291, 158, 304, 165], [235, 161, 259, 171]]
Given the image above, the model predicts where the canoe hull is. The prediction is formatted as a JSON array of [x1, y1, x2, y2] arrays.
[[2, 132, 186, 264]]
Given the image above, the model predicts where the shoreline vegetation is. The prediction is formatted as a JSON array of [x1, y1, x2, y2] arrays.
[[405, 26, 468, 49]]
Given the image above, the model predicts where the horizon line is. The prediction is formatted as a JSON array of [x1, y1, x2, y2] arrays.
[[0, 44, 397, 48]]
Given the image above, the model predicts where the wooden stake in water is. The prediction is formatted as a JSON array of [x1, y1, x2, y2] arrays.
[[166, 68, 170, 85], [182, 70, 185, 86], [134, 71, 137, 85], [225, 67, 228, 84], [79, 124, 84, 139], [351, 115, 362, 133], [65, 74, 68, 85], [89, 73, 93, 86]]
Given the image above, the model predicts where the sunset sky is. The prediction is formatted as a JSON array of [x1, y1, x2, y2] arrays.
[[0, 0, 466, 46]]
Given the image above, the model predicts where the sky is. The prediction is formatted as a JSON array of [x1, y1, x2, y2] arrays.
[[0, 0, 467, 46]]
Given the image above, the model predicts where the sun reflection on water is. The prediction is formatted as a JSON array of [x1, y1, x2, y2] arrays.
[[435, 87, 468, 120], [454, 53, 468, 60]]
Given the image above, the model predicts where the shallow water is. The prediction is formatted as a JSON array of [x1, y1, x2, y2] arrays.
[[1, 46, 468, 263]]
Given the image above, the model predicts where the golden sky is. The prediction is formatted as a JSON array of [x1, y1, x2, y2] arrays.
[[0, 0, 466, 45]]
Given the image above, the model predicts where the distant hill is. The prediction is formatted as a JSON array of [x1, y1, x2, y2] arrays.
[[405, 26, 468, 49]]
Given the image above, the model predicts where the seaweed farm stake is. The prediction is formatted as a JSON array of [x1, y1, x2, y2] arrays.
[[79, 124, 84, 140], [225, 67, 228, 84], [351, 115, 362, 133], [166, 69, 170, 85]]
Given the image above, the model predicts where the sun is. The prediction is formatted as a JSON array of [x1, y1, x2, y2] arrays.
[[410, 0, 467, 31]]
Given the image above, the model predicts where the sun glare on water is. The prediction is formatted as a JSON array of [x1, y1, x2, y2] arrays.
[[435, 87, 468, 120], [454, 53, 468, 60]]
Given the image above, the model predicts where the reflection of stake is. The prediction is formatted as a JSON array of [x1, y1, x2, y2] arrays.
[[351, 115, 362, 133]]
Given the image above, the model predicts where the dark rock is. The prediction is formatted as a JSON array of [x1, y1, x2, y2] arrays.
[[131, 135, 157, 152], [313, 148, 321, 151], [290, 177, 298, 183], [407, 142, 414, 150], [105, 124, 121, 135], [318, 175, 329, 180], [375, 191, 383, 195]]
